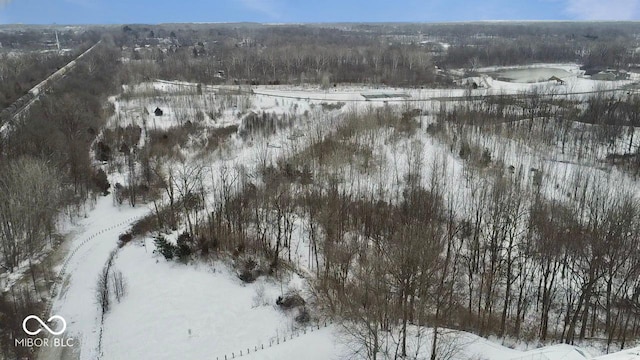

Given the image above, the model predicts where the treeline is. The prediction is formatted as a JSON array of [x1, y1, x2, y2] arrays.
[[116, 25, 440, 86], [127, 42, 437, 87], [365, 22, 640, 39], [387, 22, 640, 69], [173, 42, 434, 86], [444, 38, 633, 70], [444, 39, 578, 69], [114, 22, 640, 88]]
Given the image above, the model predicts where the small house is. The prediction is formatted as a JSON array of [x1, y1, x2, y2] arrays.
[[548, 76, 565, 85], [154, 107, 163, 116]]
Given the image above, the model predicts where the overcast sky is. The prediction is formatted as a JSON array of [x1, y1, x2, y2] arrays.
[[1, 0, 639, 24]]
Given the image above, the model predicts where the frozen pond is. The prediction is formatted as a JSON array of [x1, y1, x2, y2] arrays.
[[488, 67, 572, 83]]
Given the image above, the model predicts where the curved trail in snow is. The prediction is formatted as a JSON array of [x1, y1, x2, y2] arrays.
[[37, 197, 150, 360]]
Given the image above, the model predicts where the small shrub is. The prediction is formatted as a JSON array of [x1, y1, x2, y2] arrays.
[[153, 235, 176, 260], [111, 270, 126, 303], [95, 141, 111, 162], [118, 232, 133, 248], [146, 123, 204, 159], [426, 122, 442, 135], [195, 110, 205, 122], [130, 214, 158, 237], [175, 232, 193, 263], [401, 108, 421, 121], [459, 141, 471, 160], [237, 257, 262, 283], [116, 183, 151, 206], [238, 269, 255, 283], [252, 283, 269, 308], [480, 148, 492, 167], [205, 125, 238, 153], [320, 102, 345, 111], [276, 292, 306, 310], [196, 235, 213, 256], [295, 307, 311, 324], [93, 168, 110, 195]]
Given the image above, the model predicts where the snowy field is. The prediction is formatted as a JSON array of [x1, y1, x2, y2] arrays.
[[101, 242, 305, 360]]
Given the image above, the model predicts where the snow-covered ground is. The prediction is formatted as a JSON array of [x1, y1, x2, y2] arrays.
[[150, 63, 636, 107], [40, 197, 151, 360], [36, 66, 640, 360], [97, 236, 640, 360], [101, 241, 305, 360]]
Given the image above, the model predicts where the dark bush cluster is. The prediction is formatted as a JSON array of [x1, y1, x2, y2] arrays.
[[153, 232, 194, 263]]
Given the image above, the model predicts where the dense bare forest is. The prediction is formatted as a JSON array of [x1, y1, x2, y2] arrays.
[[112, 22, 640, 86]]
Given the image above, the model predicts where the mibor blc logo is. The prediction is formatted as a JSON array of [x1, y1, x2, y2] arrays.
[[15, 315, 74, 348], [23, 315, 67, 336]]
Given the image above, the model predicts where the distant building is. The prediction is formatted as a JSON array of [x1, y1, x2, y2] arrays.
[[548, 76, 565, 84], [154, 107, 163, 116], [591, 70, 629, 81], [591, 72, 616, 81]]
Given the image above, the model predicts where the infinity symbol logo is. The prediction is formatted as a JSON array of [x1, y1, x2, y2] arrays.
[[22, 315, 67, 336]]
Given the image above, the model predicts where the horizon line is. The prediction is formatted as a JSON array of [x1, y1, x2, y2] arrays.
[[2, 19, 640, 27]]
